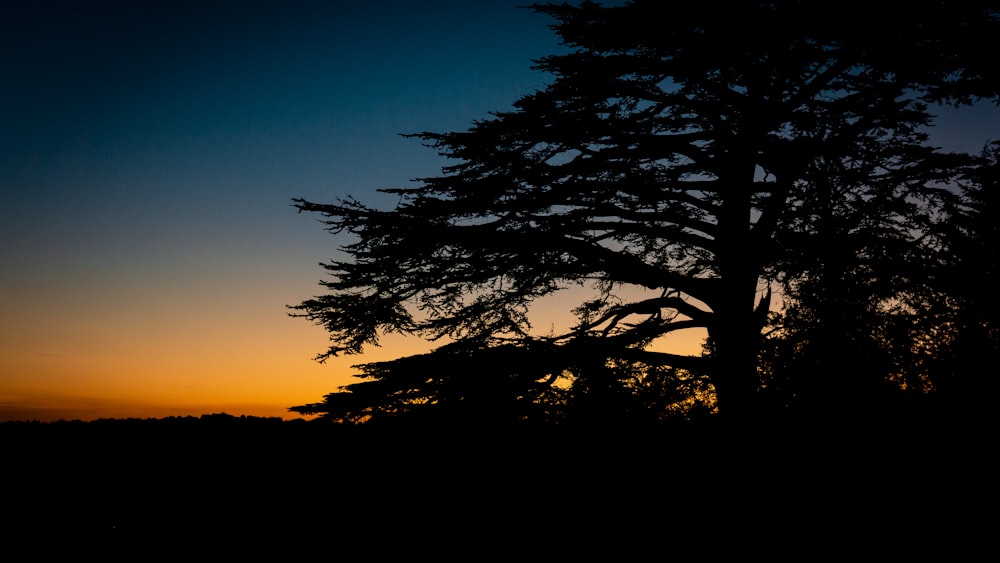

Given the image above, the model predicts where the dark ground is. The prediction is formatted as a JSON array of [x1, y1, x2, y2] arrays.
[[1, 413, 992, 555]]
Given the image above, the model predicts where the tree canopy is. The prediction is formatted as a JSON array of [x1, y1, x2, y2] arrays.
[[290, 0, 1000, 426]]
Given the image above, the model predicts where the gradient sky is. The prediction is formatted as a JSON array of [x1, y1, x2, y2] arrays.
[[2, 1, 997, 422], [0, 0, 570, 421]]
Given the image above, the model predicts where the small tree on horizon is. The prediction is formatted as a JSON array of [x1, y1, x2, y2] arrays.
[[290, 0, 1000, 425]]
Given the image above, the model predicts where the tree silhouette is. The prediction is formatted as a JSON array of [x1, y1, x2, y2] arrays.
[[291, 1, 1000, 424], [759, 130, 975, 416], [925, 142, 1000, 415]]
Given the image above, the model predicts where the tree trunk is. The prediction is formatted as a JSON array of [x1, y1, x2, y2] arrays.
[[708, 153, 766, 422], [708, 279, 764, 422]]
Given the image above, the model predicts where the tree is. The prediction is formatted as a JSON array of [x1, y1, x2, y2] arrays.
[[759, 142, 972, 416], [925, 142, 1000, 415], [290, 0, 1000, 424]]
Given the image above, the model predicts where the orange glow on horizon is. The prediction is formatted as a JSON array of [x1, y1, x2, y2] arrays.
[[1, 266, 708, 423]]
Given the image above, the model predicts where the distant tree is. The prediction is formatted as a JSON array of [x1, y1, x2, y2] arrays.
[[758, 127, 974, 415], [291, 0, 1000, 424], [924, 142, 1000, 413]]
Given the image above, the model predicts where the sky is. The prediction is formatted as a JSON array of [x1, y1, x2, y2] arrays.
[[0, 0, 574, 421], [2, 1, 998, 422]]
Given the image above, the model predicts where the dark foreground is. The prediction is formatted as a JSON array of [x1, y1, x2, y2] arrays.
[[1, 413, 992, 555]]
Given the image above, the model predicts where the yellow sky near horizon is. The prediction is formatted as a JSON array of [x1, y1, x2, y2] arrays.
[[0, 278, 709, 422]]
